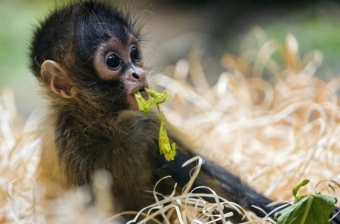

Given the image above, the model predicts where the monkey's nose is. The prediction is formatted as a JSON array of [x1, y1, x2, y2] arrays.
[[130, 68, 146, 82], [132, 72, 142, 80]]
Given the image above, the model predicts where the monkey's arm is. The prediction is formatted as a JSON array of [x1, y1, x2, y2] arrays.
[[156, 147, 275, 218], [157, 149, 340, 224], [155, 128, 340, 223]]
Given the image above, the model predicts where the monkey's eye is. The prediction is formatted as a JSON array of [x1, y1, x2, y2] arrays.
[[106, 54, 122, 69], [130, 46, 142, 61]]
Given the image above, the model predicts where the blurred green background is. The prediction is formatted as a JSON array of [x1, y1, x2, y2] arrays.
[[0, 1, 55, 117], [1, 0, 340, 118]]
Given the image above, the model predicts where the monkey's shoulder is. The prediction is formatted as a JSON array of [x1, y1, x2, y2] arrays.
[[56, 111, 160, 157]]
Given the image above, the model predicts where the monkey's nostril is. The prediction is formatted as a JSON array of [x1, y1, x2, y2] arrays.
[[132, 73, 139, 80]]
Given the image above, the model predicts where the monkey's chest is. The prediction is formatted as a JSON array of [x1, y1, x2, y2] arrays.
[[64, 142, 159, 211], [58, 120, 164, 211], [106, 144, 161, 211]]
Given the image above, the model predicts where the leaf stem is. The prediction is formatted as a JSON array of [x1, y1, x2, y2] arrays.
[[301, 195, 314, 224]]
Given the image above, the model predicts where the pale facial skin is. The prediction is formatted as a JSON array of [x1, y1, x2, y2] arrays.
[[93, 37, 149, 110]]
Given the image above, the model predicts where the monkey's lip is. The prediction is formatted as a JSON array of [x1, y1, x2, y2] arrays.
[[133, 86, 149, 100], [137, 86, 146, 93], [128, 85, 149, 111]]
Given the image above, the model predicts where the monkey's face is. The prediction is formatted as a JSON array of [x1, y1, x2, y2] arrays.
[[33, 1, 148, 115], [93, 36, 149, 111], [39, 36, 148, 114]]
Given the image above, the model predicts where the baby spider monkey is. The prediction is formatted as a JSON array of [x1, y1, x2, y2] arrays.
[[28, 0, 340, 223]]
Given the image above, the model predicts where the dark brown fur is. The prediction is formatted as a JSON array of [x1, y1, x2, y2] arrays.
[[55, 110, 172, 211]]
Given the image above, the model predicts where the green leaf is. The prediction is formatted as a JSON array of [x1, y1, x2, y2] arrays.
[[293, 179, 310, 203], [275, 180, 337, 224], [134, 91, 153, 114], [147, 88, 169, 104], [133, 88, 170, 114], [134, 88, 176, 161], [159, 112, 176, 161]]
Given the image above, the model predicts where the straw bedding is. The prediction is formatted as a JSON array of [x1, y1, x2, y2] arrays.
[[0, 29, 339, 223]]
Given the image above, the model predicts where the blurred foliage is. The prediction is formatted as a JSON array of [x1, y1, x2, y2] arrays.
[[0, 0, 54, 79], [0, 0, 339, 117], [264, 7, 340, 75], [0, 0, 55, 117]]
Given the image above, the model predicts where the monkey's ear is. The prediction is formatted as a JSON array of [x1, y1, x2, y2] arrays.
[[41, 60, 77, 98]]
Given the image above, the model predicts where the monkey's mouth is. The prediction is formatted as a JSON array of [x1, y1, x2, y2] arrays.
[[127, 85, 149, 111], [135, 86, 149, 100], [138, 86, 146, 93], [133, 85, 148, 95]]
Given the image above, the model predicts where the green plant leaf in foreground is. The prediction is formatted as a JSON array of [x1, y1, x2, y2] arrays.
[[134, 91, 153, 114], [147, 88, 169, 104], [134, 88, 170, 114], [158, 112, 176, 161], [134, 88, 177, 161], [275, 179, 337, 224]]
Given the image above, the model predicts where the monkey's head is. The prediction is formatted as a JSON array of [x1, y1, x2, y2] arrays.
[[29, 1, 148, 118]]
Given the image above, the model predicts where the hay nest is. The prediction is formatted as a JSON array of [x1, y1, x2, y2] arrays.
[[1, 28, 339, 223]]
